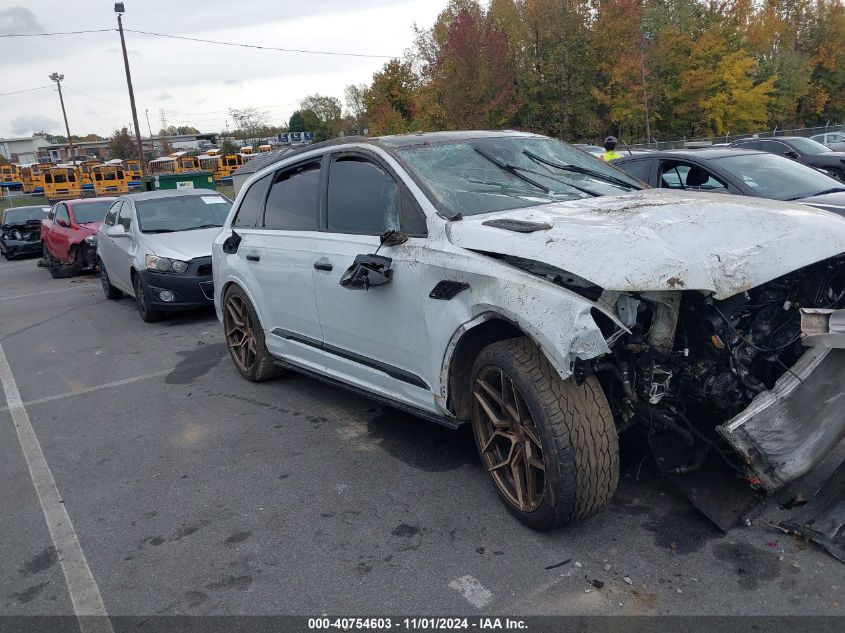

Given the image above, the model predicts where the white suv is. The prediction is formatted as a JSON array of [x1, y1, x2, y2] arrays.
[[213, 131, 845, 530]]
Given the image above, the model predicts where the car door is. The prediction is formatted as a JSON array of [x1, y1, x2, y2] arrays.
[[235, 158, 325, 371], [97, 200, 123, 277], [614, 158, 655, 186], [50, 203, 73, 262], [109, 200, 136, 292], [309, 150, 436, 410]]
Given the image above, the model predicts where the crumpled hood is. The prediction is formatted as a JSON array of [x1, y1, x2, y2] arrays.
[[447, 189, 845, 299], [142, 227, 221, 261]]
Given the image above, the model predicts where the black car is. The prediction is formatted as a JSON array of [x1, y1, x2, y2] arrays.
[[613, 148, 845, 217], [0, 205, 50, 259], [727, 136, 845, 180]]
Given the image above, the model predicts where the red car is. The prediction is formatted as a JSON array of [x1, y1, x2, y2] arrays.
[[41, 198, 116, 278]]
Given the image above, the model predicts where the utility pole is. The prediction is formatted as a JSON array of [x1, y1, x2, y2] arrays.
[[48, 73, 75, 161], [115, 3, 146, 174], [145, 108, 152, 137]]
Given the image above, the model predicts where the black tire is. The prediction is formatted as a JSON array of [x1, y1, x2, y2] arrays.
[[223, 285, 281, 382], [98, 258, 123, 300], [133, 273, 163, 323], [49, 264, 75, 279], [470, 337, 619, 530]]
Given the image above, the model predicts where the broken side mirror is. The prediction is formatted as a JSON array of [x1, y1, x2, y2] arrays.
[[379, 229, 408, 247], [222, 230, 242, 254], [339, 254, 393, 290], [56, 218, 69, 228]]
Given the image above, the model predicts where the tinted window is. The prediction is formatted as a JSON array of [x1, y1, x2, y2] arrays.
[[103, 201, 121, 227], [328, 156, 399, 234], [759, 140, 790, 156], [233, 174, 271, 228], [116, 202, 132, 231], [617, 159, 652, 183], [263, 161, 320, 230], [659, 162, 727, 192], [713, 153, 842, 200]]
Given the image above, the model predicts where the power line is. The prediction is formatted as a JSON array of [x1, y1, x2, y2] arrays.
[[62, 85, 127, 109], [0, 85, 52, 97], [0, 29, 114, 38], [124, 29, 398, 59]]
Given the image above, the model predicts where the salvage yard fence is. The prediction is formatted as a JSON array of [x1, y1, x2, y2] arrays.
[[629, 123, 845, 151]]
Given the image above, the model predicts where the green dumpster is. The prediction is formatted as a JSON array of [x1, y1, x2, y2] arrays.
[[143, 171, 217, 192]]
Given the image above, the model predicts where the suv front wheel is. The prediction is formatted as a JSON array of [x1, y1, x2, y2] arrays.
[[470, 337, 619, 530]]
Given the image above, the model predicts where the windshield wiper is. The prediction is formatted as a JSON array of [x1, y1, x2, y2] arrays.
[[195, 223, 223, 229], [472, 146, 551, 194], [142, 229, 177, 233], [522, 150, 640, 190]]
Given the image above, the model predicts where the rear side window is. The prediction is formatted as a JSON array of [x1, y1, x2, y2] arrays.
[[328, 156, 399, 234], [233, 174, 271, 228], [103, 201, 121, 227], [617, 159, 652, 183], [263, 161, 321, 230]]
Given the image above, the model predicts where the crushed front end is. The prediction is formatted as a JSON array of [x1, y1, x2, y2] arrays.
[[577, 254, 845, 498], [0, 219, 42, 259]]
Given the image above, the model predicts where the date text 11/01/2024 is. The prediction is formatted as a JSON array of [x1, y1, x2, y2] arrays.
[[307, 618, 528, 630]]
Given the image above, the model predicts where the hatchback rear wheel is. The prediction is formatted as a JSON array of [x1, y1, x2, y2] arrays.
[[470, 337, 619, 530], [223, 285, 280, 382]]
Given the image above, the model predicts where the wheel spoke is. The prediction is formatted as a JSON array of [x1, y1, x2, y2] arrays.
[[474, 390, 511, 430], [510, 449, 526, 510], [476, 378, 506, 411], [481, 429, 516, 455]]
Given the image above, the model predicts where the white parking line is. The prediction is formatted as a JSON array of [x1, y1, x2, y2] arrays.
[[0, 342, 113, 633], [0, 287, 90, 302]]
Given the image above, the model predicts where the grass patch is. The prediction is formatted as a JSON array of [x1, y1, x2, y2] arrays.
[[1, 194, 49, 213]]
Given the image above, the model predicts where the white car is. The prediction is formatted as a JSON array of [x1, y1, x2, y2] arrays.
[[212, 131, 845, 530], [97, 189, 232, 322], [810, 132, 845, 152]]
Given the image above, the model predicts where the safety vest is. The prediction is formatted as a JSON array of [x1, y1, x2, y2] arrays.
[[603, 150, 623, 161]]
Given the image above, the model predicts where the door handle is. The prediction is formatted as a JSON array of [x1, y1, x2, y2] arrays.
[[246, 252, 260, 262], [313, 258, 333, 271]]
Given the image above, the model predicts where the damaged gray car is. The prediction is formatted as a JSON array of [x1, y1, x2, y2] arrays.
[[213, 131, 845, 546]]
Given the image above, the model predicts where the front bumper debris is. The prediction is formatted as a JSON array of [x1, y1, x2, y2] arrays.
[[782, 459, 845, 563], [717, 348, 845, 493], [801, 308, 845, 349]]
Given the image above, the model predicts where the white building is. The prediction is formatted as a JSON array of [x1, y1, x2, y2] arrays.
[[0, 135, 50, 164]]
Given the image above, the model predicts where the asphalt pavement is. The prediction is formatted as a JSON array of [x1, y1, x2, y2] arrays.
[[0, 255, 843, 624]]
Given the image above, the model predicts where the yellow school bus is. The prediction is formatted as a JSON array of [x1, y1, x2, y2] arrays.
[[239, 145, 254, 154], [197, 154, 222, 178], [91, 164, 129, 195], [19, 164, 47, 194], [43, 165, 82, 201], [149, 153, 200, 175], [125, 159, 143, 184], [0, 163, 22, 188], [72, 159, 101, 193], [258, 144, 272, 153], [198, 153, 245, 182]]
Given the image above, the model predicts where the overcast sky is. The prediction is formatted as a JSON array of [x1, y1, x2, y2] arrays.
[[0, 0, 448, 139]]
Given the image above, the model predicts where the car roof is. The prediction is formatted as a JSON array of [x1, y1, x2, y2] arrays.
[[62, 197, 117, 206], [122, 189, 228, 202], [616, 148, 764, 160], [3, 205, 49, 215], [374, 129, 542, 147]]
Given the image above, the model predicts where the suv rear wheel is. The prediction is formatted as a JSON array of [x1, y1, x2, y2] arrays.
[[470, 337, 619, 530], [223, 285, 281, 382]]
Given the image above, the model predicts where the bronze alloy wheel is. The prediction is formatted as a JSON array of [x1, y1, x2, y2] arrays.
[[224, 293, 258, 373], [472, 366, 547, 513]]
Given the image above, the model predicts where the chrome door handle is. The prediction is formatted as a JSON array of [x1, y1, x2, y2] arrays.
[[246, 253, 260, 262]]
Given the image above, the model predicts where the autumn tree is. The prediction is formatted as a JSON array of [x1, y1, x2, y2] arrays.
[[299, 94, 343, 141], [229, 107, 269, 146], [365, 59, 419, 135], [109, 127, 135, 160]]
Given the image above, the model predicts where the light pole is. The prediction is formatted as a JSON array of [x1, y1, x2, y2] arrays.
[[115, 3, 146, 173], [49, 73, 75, 161]]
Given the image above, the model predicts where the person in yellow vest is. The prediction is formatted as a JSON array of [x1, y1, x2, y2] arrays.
[[602, 136, 623, 161]]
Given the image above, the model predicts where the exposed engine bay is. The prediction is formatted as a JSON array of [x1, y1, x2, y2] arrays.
[[0, 220, 41, 244], [501, 253, 845, 495]]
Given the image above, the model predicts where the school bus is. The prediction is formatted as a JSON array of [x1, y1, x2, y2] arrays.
[[239, 145, 254, 154], [91, 164, 130, 195], [73, 159, 101, 192], [125, 159, 143, 185], [197, 154, 222, 178], [0, 163, 22, 188], [19, 164, 46, 194], [149, 153, 200, 175], [258, 144, 273, 153], [43, 165, 82, 201], [198, 153, 245, 183]]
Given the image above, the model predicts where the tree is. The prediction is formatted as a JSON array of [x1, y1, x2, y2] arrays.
[[365, 59, 419, 134], [288, 110, 307, 133], [344, 83, 369, 134], [298, 94, 343, 141], [229, 107, 269, 145], [109, 127, 136, 160]]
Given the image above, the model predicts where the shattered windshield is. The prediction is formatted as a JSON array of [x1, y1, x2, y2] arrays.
[[393, 136, 644, 217]]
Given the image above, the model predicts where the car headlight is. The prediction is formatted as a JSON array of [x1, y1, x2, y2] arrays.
[[145, 254, 188, 273]]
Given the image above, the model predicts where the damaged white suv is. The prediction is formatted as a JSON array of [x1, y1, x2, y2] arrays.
[[213, 131, 845, 531]]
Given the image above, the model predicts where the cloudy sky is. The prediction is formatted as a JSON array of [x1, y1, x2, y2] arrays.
[[0, 0, 448, 139]]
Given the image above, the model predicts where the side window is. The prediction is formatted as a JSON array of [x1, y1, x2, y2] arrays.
[[617, 159, 652, 183], [327, 156, 399, 234], [54, 204, 70, 225], [659, 162, 727, 192], [759, 140, 789, 156], [116, 202, 132, 231], [48, 205, 55, 220], [103, 201, 122, 227], [263, 161, 321, 230], [233, 173, 272, 228], [45, 172, 53, 184]]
